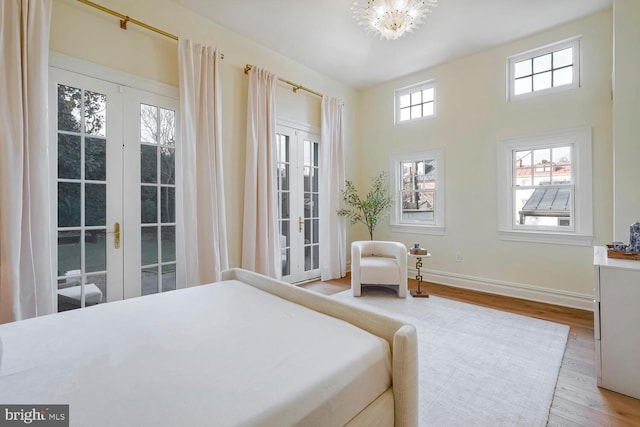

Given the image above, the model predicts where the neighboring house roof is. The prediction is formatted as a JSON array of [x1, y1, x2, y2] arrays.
[[516, 162, 572, 178], [520, 187, 571, 218]]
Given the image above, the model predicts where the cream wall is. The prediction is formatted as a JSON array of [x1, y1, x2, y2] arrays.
[[49, 0, 358, 268], [355, 10, 613, 308], [613, 0, 640, 242]]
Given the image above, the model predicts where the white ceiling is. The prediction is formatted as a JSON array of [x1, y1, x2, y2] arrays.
[[170, 0, 612, 89]]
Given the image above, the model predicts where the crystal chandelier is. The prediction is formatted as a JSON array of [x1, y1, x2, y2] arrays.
[[352, 0, 438, 40]]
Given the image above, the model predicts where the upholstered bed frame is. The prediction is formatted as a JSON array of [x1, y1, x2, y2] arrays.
[[221, 268, 419, 426]]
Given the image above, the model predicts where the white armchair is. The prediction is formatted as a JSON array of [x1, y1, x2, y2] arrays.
[[351, 241, 408, 298]]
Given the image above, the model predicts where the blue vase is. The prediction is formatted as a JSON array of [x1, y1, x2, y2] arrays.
[[630, 221, 640, 252]]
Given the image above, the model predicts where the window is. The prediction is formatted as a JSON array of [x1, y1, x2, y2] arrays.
[[390, 149, 444, 235], [497, 127, 592, 245], [395, 80, 436, 123], [508, 37, 580, 99]]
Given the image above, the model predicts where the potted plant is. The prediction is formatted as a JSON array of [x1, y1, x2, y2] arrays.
[[338, 172, 394, 240]]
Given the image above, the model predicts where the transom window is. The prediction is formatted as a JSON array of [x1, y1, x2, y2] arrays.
[[497, 127, 592, 246], [390, 149, 445, 235], [508, 37, 580, 99], [395, 80, 436, 123]]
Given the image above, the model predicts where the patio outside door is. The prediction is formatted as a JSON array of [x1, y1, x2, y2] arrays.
[[276, 123, 321, 283], [50, 66, 179, 311]]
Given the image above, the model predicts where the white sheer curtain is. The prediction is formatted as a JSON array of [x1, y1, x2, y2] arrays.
[[319, 96, 347, 280], [242, 67, 281, 278], [0, 0, 54, 323], [177, 39, 229, 286]]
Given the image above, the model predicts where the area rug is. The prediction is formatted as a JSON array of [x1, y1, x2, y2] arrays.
[[332, 288, 570, 427]]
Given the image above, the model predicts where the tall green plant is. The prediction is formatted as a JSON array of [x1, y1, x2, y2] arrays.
[[338, 172, 394, 240]]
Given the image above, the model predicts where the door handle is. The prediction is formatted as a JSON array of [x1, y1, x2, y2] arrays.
[[298, 216, 303, 233], [107, 222, 120, 249]]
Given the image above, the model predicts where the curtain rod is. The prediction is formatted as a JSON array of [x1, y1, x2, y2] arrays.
[[244, 64, 322, 98], [76, 0, 224, 59]]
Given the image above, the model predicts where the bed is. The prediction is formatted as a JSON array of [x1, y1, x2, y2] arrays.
[[0, 268, 418, 426]]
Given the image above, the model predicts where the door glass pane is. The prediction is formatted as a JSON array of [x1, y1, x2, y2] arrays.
[[280, 220, 290, 277], [57, 85, 82, 133], [84, 91, 106, 137], [312, 245, 319, 270], [141, 186, 157, 223], [141, 267, 159, 296], [85, 137, 106, 181], [58, 134, 81, 179], [162, 264, 176, 292], [280, 191, 290, 219], [57, 279, 82, 312], [160, 108, 176, 146], [58, 182, 81, 227], [303, 142, 311, 192], [312, 194, 319, 217], [304, 246, 311, 271], [304, 219, 311, 245], [58, 231, 82, 274], [141, 227, 158, 265], [87, 273, 107, 304], [160, 187, 175, 223], [141, 145, 157, 183], [160, 147, 175, 184], [313, 143, 319, 191], [312, 219, 319, 244], [141, 104, 158, 144], [304, 193, 312, 218], [85, 183, 106, 226], [278, 163, 289, 192], [85, 230, 106, 272], [161, 226, 175, 263]]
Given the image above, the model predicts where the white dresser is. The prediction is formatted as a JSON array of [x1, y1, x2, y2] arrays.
[[593, 246, 640, 399]]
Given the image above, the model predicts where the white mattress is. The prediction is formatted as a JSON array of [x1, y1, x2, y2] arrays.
[[0, 280, 391, 426]]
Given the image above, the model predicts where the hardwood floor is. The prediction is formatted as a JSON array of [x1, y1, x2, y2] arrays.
[[300, 276, 640, 426]]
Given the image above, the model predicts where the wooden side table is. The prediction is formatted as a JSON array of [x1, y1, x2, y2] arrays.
[[407, 252, 431, 298]]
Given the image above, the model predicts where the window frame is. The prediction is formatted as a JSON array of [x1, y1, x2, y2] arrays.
[[394, 80, 436, 124], [497, 127, 592, 246], [390, 148, 445, 235], [507, 37, 581, 100]]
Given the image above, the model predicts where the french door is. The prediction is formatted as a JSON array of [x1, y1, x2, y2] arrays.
[[276, 123, 321, 283], [50, 65, 179, 311]]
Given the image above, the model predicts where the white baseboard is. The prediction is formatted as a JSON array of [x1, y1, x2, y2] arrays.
[[410, 268, 594, 311]]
